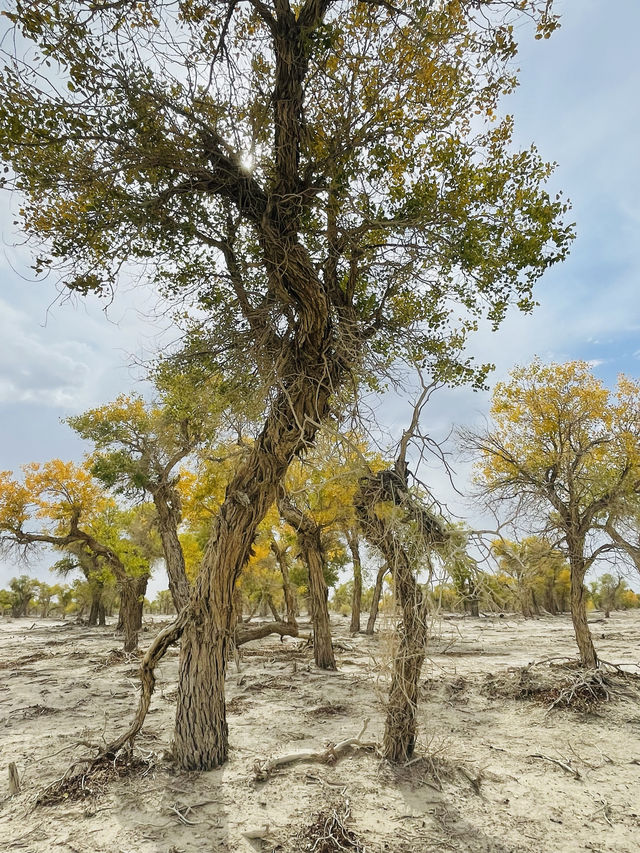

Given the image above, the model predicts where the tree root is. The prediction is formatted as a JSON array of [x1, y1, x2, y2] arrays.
[[36, 607, 190, 806], [253, 719, 378, 781]]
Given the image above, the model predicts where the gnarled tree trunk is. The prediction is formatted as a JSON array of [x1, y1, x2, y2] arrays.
[[174, 350, 338, 769], [356, 465, 447, 762], [569, 557, 598, 667]]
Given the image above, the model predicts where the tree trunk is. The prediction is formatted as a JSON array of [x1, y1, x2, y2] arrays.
[[366, 564, 387, 634], [98, 602, 106, 626], [355, 467, 447, 762], [88, 584, 103, 626], [272, 541, 298, 629], [569, 562, 598, 667], [174, 351, 336, 769], [154, 485, 191, 610], [277, 494, 336, 670], [266, 594, 280, 622], [347, 530, 362, 634], [119, 575, 148, 652]]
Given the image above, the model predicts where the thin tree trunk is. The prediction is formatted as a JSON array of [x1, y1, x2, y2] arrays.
[[272, 541, 298, 629], [569, 562, 598, 667], [266, 594, 280, 622], [366, 564, 387, 634], [347, 530, 362, 634], [98, 602, 106, 626], [154, 486, 191, 610], [277, 493, 336, 670]]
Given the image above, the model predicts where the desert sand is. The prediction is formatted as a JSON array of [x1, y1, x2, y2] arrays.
[[1, 609, 639, 852]]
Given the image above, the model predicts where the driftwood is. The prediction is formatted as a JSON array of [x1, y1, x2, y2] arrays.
[[253, 719, 378, 780], [8, 762, 20, 795]]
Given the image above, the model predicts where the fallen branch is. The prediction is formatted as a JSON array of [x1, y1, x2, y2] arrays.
[[529, 753, 582, 779], [235, 620, 298, 646], [253, 719, 378, 780]]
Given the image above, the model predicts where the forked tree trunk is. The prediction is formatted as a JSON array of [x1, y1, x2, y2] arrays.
[[569, 561, 598, 667], [272, 541, 298, 629], [347, 530, 362, 634], [278, 494, 336, 670], [366, 564, 387, 634]]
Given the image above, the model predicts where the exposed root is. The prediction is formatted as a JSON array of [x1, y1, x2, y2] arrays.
[[300, 797, 368, 853], [253, 719, 378, 781]]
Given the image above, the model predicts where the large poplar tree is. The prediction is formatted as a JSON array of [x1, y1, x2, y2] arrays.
[[0, 0, 571, 768]]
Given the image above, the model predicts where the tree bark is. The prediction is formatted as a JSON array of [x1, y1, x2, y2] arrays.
[[277, 494, 336, 670], [88, 583, 103, 627], [569, 559, 598, 667], [347, 530, 362, 633], [174, 347, 337, 769], [366, 564, 387, 634]]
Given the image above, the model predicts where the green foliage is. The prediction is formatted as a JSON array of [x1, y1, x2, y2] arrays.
[[0, 0, 572, 390]]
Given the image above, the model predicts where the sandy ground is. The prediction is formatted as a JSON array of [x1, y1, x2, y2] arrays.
[[1, 609, 639, 853]]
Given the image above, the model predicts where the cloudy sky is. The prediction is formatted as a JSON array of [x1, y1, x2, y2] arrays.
[[1, 0, 639, 591]]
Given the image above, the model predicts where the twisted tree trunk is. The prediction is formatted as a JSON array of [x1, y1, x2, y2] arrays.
[[356, 466, 447, 762], [567, 540, 598, 667], [174, 351, 338, 768]]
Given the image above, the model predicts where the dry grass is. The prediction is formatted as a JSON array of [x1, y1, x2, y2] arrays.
[[482, 661, 640, 713]]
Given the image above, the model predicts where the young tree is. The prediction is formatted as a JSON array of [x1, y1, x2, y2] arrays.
[[465, 361, 640, 667], [0, 0, 572, 768]]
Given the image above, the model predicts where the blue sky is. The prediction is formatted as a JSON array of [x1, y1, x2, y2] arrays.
[[1, 0, 639, 590]]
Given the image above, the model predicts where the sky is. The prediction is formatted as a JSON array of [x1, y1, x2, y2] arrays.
[[1, 0, 639, 593]]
